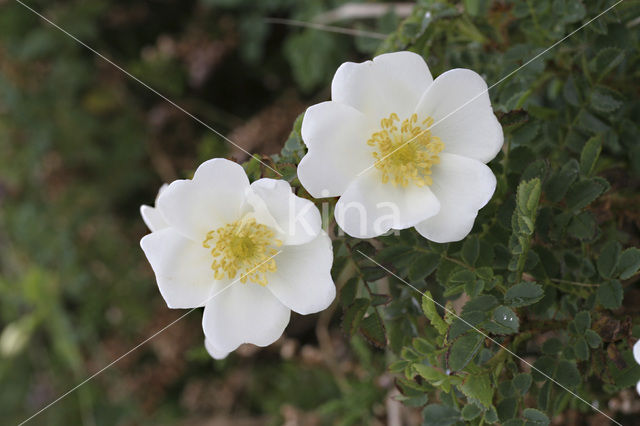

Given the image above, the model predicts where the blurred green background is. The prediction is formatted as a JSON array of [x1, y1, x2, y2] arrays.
[[0, 0, 402, 424]]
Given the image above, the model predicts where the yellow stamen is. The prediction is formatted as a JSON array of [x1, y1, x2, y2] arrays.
[[367, 113, 444, 187], [202, 216, 281, 286]]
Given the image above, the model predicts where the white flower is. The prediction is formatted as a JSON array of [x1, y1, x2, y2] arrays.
[[140, 159, 335, 357], [634, 340, 640, 395], [297, 51, 503, 242], [140, 183, 169, 232]]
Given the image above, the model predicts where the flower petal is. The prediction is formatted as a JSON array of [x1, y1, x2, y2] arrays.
[[249, 178, 321, 245], [157, 159, 249, 240], [140, 228, 219, 308], [332, 51, 433, 119], [414, 153, 496, 243], [634, 340, 640, 365], [414, 69, 503, 163], [202, 282, 291, 353], [267, 232, 335, 315], [204, 338, 230, 360], [140, 205, 169, 232], [334, 171, 440, 238], [299, 101, 374, 197]]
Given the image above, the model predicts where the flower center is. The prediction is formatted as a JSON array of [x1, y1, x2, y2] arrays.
[[202, 216, 282, 286], [367, 113, 444, 187]]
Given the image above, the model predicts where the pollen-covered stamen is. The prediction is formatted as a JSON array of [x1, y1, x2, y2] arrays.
[[202, 216, 282, 286], [367, 113, 444, 187]]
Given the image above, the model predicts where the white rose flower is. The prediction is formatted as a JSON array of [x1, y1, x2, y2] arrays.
[[140, 159, 335, 357], [297, 51, 503, 242]]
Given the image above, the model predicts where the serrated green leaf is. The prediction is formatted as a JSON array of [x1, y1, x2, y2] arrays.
[[504, 281, 544, 307], [448, 332, 484, 371], [574, 336, 589, 360], [556, 360, 581, 388], [584, 329, 602, 348], [340, 277, 360, 307], [590, 86, 623, 113], [359, 311, 386, 348], [461, 373, 494, 408], [412, 337, 435, 355], [565, 177, 609, 211], [461, 403, 483, 420], [567, 211, 597, 240], [497, 396, 518, 421], [523, 408, 550, 426], [545, 159, 579, 202], [490, 306, 519, 334], [513, 373, 532, 395], [542, 338, 563, 355], [422, 404, 461, 426], [342, 298, 370, 336], [616, 247, 640, 279], [461, 235, 480, 266], [597, 240, 621, 279], [422, 292, 448, 336], [591, 47, 624, 78], [596, 279, 623, 309], [409, 252, 440, 281], [574, 311, 591, 334], [580, 135, 602, 176]]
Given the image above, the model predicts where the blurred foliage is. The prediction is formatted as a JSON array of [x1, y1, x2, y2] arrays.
[[2, 0, 640, 425]]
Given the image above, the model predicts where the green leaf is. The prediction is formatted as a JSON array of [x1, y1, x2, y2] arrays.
[[596, 280, 623, 309], [574, 311, 591, 334], [497, 397, 518, 421], [556, 360, 581, 388], [513, 373, 532, 395], [504, 281, 544, 307], [591, 47, 624, 78], [597, 241, 621, 279], [585, 329, 602, 348], [359, 311, 387, 347], [409, 252, 441, 281], [448, 332, 484, 371], [461, 235, 480, 266], [342, 298, 370, 336], [545, 159, 579, 202], [340, 277, 359, 306], [523, 408, 550, 426], [461, 403, 483, 420], [517, 178, 542, 217], [574, 336, 589, 360], [590, 86, 622, 113], [422, 404, 461, 426], [503, 420, 525, 426], [542, 338, 563, 355], [422, 292, 448, 336], [489, 306, 519, 334], [565, 177, 609, 211], [616, 247, 640, 279], [414, 364, 447, 382], [579, 135, 602, 176], [460, 373, 494, 408], [567, 211, 597, 240]]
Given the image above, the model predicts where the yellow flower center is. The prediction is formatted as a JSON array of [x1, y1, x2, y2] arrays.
[[202, 216, 282, 286], [368, 113, 444, 187]]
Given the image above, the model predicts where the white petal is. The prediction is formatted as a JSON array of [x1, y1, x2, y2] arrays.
[[332, 51, 433, 119], [140, 205, 169, 232], [249, 179, 321, 245], [633, 340, 640, 365], [299, 101, 374, 197], [637, 381, 640, 397], [267, 232, 335, 315], [414, 69, 503, 163], [334, 171, 440, 238], [414, 153, 496, 243], [202, 282, 290, 353], [140, 228, 219, 309], [204, 338, 230, 360], [157, 159, 249, 240]]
